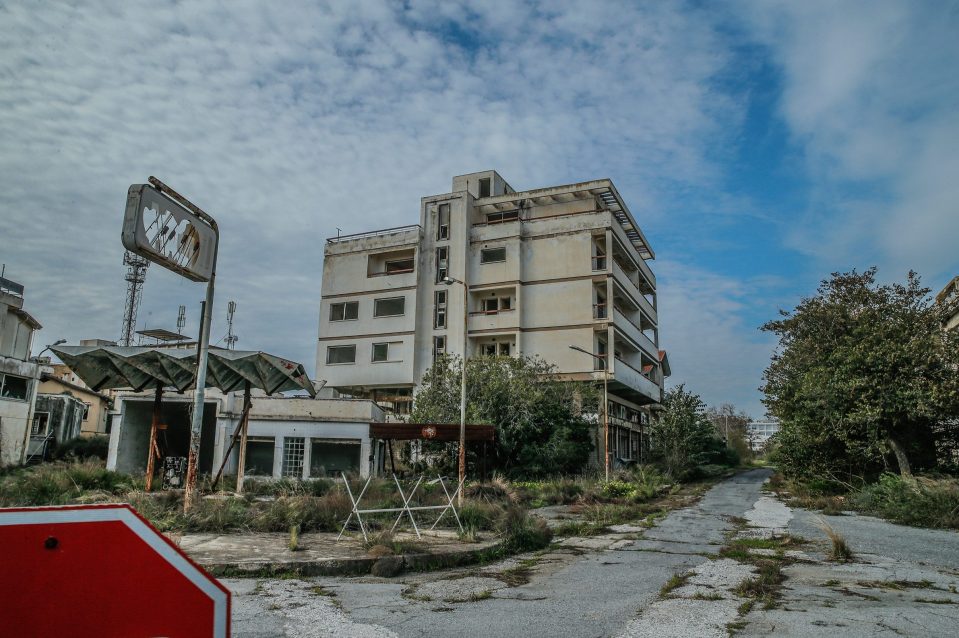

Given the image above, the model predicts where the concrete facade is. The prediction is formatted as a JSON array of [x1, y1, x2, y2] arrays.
[[316, 171, 665, 464], [0, 278, 42, 466], [936, 276, 959, 332]]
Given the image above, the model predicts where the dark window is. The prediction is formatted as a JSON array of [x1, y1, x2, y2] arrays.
[[330, 301, 359, 321], [0, 374, 28, 401], [483, 298, 499, 313], [245, 437, 275, 476], [498, 343, 510, 356], [437, 203, 450, 240], [482, 343, 496, 356], [486, 210, 519, 224], [310, 439, 361, 477], [31, 412, 49, 436], [432, 336, 446, 361], [82, 403, 91, 422], [480, 247, 506, 264], [434, 290, 447, 329], [435, 246, 449, 283], [479, 177, 491, 198], [385, 258, 414, 274], [500, 296, 511, 310], [326, 345, 356, 364], [372, 343, 389, 362], [374, 296, 405, 317]]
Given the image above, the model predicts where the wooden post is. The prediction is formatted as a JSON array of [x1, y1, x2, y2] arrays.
[[145, 385, 162, 491], [235, 382, 252, 494]]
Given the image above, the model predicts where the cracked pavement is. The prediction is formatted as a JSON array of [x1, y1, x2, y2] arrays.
[[225, 469, 959, 637]]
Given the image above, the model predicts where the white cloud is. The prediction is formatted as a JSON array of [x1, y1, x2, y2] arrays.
[[740, 1, 959, 282], [0, 1, 737, 377]]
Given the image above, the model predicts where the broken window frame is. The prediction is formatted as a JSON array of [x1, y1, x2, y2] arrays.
[[434, 290, 447, 329], [436, 203, 450, 240], [435, 246, 449, 284]]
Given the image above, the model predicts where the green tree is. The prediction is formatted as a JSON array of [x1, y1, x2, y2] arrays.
[[409, 355, 595, 477], [650, 385, 722, 476], [761, 268, 959, 479], [706, 403, 753, 461]]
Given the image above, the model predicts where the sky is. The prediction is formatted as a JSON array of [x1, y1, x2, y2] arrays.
[[1, 1, 957, 419]]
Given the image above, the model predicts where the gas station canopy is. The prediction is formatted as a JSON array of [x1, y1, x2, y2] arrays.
[[51, 346, 316, 396]]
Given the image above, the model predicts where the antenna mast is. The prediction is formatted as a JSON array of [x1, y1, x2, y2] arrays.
[[176, 305, 186, 337], [225, 300, 238, 350], [119, 251, 149, 347]]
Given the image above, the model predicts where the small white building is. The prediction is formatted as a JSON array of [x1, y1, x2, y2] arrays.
[[108, 390, 385, 480]]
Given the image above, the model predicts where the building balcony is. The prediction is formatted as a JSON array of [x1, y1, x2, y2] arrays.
[[468, 308, 519, 333], [609, 217, 656, 289], [610, 356, 661, 405], [612, 307, 658, 359], [611, 260, 657, 323]]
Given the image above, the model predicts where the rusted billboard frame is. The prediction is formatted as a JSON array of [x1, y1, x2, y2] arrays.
[[122, 176, 219, 512]]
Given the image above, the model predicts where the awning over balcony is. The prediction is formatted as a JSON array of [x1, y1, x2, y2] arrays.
[[51, 345, 316, 396]]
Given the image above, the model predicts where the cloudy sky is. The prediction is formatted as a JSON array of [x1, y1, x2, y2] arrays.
[[2, 1, 957, 418]]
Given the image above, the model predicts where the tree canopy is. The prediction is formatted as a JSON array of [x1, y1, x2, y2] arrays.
[[649, 385, 734, 477], [409, 355, 595, 477], [761, 268, 959, 479]]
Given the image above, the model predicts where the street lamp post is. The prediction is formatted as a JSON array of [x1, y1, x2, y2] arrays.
[[569, 344, 610, 481], [443, 276, 468, 505]]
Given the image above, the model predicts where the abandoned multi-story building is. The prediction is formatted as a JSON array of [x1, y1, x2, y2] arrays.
[[316, 171, 667, 464]]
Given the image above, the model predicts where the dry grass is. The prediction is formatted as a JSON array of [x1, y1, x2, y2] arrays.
[[816, 517, 854, 562]]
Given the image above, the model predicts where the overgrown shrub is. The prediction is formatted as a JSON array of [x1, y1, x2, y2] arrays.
[[496, 506, 553, 553], [852, 474, 959, 529], [0, 461, 134, 506], [51, 436, 110, 461]]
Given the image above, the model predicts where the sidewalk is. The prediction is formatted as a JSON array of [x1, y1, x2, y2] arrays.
[[176, 529, 501, 578]]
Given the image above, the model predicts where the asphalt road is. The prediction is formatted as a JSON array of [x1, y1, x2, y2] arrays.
[[225, 469, 959, 637], [227, 469, 773, 638]]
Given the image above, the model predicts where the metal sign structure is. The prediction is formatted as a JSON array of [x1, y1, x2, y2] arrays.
[[121, 177, 219, 511], [337, 474, 464, 543], [0, 504, 230, 637], [122, 183, 217, 282]]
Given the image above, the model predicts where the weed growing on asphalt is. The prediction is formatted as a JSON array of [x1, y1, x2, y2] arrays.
[[816, 517, 854, 562], [660, 573, 689, 597]]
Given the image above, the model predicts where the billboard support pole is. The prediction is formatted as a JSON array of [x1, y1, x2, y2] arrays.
[[145, 177, 219, 513]]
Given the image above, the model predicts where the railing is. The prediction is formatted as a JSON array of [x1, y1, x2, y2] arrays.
[[368, 267, 414, 277], [0, 276, 24, 297], [326, 224, 421, 244], [592, 256, 607, 271], [613, 308, 658, 359], [469, 308, 515, 316], [593, 302, 608, 320]]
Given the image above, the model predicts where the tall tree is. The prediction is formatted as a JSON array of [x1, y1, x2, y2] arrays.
[[761, 268, 959, 478], [706, 403, 753, 461], [650, 385, 720, 476], [410, 355, 595, 477]]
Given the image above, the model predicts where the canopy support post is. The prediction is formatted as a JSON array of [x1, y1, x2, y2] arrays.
[[211, 381, 252, 491], [144, 384, 162, 491], [235, 382, 252, 494]]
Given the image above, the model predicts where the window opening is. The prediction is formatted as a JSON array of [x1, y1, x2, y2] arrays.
[[437, 203, 450, 240], [434, 290, 447, 329], [432, 336, 446, 362], [478, 177, 491, 198], [374, 296, 405, 317], [282, 437, 305, 478], [486, 210, 519, 224], [326, 345, 356, 364], [372, 343, 389, 362], [330, 301, 359, 321], [480, 247, 506, 264], [31, 412, 49, 436], [435, 246, 448, 283], [385, 258, 414, 274], [498, 342, 510, 356]]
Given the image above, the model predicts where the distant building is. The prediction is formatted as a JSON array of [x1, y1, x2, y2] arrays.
[[0, 274, 42, 466], [936, 276, 959, 332], [27, 393, 86, 463], [315, 170, 665, 466], [38, 373, 112, 437], [746, 420, 780, 451]]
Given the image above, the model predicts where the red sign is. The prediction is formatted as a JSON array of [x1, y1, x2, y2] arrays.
[[0, 504, 230, 638]]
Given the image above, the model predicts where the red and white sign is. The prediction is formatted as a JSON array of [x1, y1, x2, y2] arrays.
[[0, 504, 230, 638]]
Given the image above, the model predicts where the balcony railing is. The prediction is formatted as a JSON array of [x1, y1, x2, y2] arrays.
[[326, 224, 421, 244], [592, 255, 607, 271], [593, 302, 608, 320], [369, 267, 414, 277]]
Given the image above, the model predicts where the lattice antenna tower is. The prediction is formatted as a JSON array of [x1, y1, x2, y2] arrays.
[[119, 251, 149, 347], [225, 300, 238, 350], [176, 305, 186, 337]]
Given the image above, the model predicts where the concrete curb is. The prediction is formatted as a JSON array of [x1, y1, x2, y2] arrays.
[[204, 541, 505, 579]]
